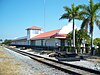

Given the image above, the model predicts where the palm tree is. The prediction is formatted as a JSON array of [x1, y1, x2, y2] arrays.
[[60, 3, 83, 52], [81, 0, 100, 55], [67, 32, 72, 52], [67, 29, 90, 53]]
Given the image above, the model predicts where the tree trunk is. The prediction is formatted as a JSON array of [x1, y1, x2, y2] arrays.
[[85, 23, 88, 32], [73, 18, 75, 52], [70, 39, 72, 52], [91, 31, 94, 55]]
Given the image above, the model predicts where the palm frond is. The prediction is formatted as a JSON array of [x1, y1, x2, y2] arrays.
[[78, 11, 89, 20], [81, 18, 89, 29], [90, 0, 93, 11], [68, 18, 72, 22], [81, 5, 90, 16], [94, 2, 100, 9], [64, 6, 71, 13], [96, 15, 100, 18], [81, 4, 88, 10], [75, 5, 83, 11], [93, 3, 100, 14], [96, 20, 100, 30], [59, 13, 70, 20], [72, 3, 75, 12]]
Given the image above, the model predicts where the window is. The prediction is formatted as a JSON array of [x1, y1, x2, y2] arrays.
[[35, 30, 39, 34]]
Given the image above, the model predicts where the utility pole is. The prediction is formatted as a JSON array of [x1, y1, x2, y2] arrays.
[[44, 0, 46, 32]]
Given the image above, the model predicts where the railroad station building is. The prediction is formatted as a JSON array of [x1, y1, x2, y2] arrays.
[[11, 23, 77, 47]]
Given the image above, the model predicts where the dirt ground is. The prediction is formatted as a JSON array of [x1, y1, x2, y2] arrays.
[[0, 46, 21, 75]]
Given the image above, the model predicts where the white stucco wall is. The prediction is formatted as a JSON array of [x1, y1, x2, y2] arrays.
[[35, 40, 42, 46], [46, 38, 60, 46], [12, 40, 27, 45], [30, 38, 61, 47], [12, 23, 79, 46], [59, 23, 77, 34], [27, 29, 43, 40], [27, 30, 39, 40], [30, 30, 39, 38], [11, 42, 15, 44]]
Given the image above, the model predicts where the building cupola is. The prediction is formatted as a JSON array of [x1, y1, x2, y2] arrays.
[[26, 26, 43, 40]]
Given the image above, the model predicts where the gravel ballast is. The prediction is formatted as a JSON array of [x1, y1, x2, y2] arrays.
[[4, 48, 69, 75], [65, 60, 100, 71], [18, 48, 100, 72], [21, 48, 100, 72]]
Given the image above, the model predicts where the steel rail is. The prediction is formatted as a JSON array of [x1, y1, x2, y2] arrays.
[[7, 47, 100, 75]]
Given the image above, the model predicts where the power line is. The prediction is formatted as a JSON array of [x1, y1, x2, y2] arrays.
[[44, 0, 46, 32]]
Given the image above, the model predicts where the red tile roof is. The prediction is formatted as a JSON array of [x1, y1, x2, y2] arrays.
[[26, 26, 42, 30], [52, 34, 67, 39], [31, 29, 60, 40]]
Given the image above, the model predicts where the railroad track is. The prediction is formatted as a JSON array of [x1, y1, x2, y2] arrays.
[[7, 47, 100, 75]]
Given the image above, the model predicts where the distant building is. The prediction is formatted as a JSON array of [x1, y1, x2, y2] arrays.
[[11, 23, 77, 47]]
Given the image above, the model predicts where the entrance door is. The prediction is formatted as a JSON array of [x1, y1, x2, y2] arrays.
[[31, 40, 35, 46], [60, 39, 65, 46]]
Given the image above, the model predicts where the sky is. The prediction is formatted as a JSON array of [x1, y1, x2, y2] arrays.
[[0, 0, 100, 41]]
